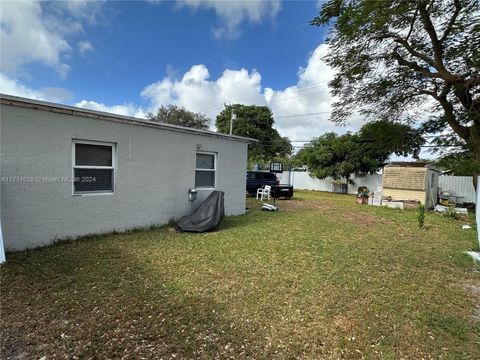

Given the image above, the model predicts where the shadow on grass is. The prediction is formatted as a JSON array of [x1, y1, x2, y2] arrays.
[[1, 241, 269, 359]]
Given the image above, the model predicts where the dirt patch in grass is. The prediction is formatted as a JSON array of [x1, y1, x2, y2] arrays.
[[461, 280, 480, 322], [270, 197, 391, 229], [340, 210, 393, 227], [463, 281, 480, 297], [277, 198, 334, 212]]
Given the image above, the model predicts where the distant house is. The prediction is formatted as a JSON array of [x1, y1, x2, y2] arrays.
[[0, 94, 254, 250], [382, 162, 441, 209]]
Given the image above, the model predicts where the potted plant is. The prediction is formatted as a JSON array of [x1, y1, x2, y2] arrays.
[[356, 186, 369, 204]]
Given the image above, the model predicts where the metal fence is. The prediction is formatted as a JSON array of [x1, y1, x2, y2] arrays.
[[438, 176, 476, 203], [278, 171, 477, 203]]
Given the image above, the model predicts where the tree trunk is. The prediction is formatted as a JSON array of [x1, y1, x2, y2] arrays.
[[473, 150, 480, 192], [468, 137, 480, 192]]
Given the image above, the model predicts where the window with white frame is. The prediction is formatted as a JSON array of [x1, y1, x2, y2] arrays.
[[195, 152, 216, 188], [72, 141, 115, 194]]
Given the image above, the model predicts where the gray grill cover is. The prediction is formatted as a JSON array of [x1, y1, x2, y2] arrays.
[[176, 191, 225, 232]]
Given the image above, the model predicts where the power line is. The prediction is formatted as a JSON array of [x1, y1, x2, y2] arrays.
[[274, 111, 331, 119], [257, 143, 459, 147], [257, 135, 442, 144]]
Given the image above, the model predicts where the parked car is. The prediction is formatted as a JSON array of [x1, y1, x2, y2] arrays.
[[246, 171, 279, 196]]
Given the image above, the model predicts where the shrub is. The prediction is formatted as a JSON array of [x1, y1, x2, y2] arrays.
[[417, 204, 426, 228], [444, 206, 460, 220]]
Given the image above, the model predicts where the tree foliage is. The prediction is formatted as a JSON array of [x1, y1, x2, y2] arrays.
[[216, 104, 292, 163], [435, 149, 480, 175], [298, 120, 424, 182], [147, 105, 210, 129], [298, 133, 359, 182], [358, 120, 425, 158], [311, 0, 480, 178]]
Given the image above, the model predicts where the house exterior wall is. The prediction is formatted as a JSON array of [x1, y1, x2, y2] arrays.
[[1, 104, 248, 250]]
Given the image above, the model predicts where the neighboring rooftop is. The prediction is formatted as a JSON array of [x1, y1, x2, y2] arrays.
[[0, 94, 257, 143]]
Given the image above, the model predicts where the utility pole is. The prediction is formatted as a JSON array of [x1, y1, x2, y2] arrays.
[[229, 109, 236, 135]]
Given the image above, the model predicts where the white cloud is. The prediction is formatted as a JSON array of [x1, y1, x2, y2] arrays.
[[0, 72, 72, 102], [138, 44, 362, 141], [140, 64, 265, 118], [0, 70, 144, 118], [74, 100, 146, 119], [266, 44, 365, 140], [164, 0, 281, 39], [78, 40, 94, 55], [0, 0, 103, 77]]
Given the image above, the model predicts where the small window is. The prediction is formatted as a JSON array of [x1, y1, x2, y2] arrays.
[[73, 141, 115, 194], [195, 152, 216, 188]]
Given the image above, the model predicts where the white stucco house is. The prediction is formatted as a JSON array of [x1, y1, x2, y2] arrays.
[[0, 94, 253, 251]]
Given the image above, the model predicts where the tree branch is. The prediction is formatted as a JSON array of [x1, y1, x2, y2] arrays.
[[437, 85, 470, 140], [418, 2, 447, 71], [406, 5, 419, 41], [465, 76, 480, 89], [373, 33, 435, 67], [392, 51, 442, 79], [440, 0, 462, 42], [452, 84, 480, 124]]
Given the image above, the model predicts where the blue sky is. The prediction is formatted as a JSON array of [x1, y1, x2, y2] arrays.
[[24, 1, 326, 105], [1, 0, 365, 141]]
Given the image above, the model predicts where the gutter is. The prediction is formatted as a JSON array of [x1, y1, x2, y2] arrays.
[[0, 94, 258, 144]]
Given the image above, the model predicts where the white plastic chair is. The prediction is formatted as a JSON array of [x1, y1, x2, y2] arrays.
[[256, 185, 271, 201]]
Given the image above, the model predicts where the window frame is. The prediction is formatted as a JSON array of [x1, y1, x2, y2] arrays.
[[195, 151, 217, 190], [72, 140, 116, 196]]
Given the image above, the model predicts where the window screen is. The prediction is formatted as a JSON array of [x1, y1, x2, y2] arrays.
[[75, 144, 112, 166], [196, 153, 215, 169], [73, 142, 115, 194], [195, 152, 215, 188]]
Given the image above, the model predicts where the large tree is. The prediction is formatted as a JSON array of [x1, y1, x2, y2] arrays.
[[298, 120, 424, 183], [147, 105, 210, 129], [435, 148, 478, 175], [298, 132, 359, 182], [311, 0, 480, 183], [216, 104, 292, 163]]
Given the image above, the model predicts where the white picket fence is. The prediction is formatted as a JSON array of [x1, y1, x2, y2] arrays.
[[278, 171, 477, 203]]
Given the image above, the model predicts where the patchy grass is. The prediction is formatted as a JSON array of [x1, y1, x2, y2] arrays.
[[1, 190, 479, 359]]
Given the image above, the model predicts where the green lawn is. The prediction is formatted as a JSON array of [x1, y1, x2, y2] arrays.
[[1, 191, 479, 359]]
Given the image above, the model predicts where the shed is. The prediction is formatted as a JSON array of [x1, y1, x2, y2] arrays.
[[0, 94, 254, 251], [382, 162, 441, 209]]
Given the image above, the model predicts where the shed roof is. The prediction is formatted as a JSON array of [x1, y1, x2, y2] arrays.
[[0, 94, 257, 143], [386, 161, 429, 168], [385, 161, 441, 171]]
